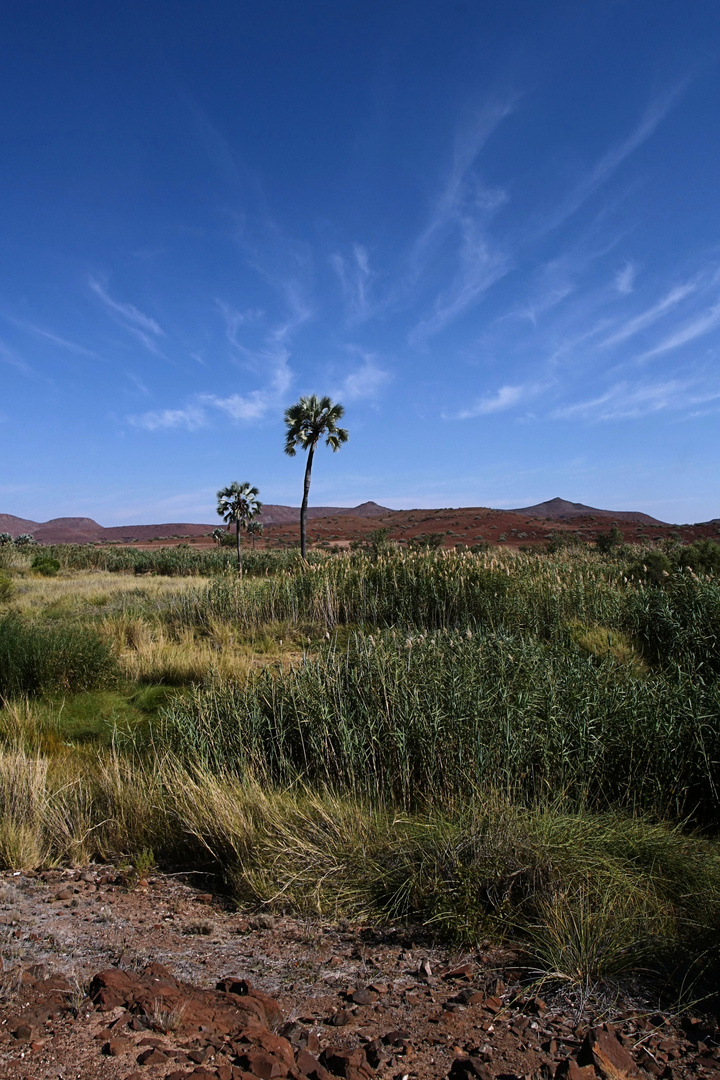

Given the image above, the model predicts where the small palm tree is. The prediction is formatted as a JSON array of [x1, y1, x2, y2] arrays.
[[216, 482, 262, 576], [284, 395, 349, 558], [246, 520, 264, 549]]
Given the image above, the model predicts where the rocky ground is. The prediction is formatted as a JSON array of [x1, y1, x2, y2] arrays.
[[0, 868, 717, 1080]]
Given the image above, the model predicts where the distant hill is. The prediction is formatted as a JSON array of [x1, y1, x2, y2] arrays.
[[509, 497, 667, 525], [0, 502, 391, 543], [0, 513, 39, 535], [259, 501, 390, 524]]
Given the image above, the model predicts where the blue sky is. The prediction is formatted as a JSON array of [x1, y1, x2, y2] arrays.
[[2, 1, 719, 525]]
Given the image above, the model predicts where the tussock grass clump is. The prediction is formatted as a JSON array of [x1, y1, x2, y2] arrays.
[[0, 745, 717, 983], [568, 621, 647, 675], [0, 613, 116, 698]]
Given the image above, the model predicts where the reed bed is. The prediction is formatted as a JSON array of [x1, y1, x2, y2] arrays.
[[161, 626, 720, 820]]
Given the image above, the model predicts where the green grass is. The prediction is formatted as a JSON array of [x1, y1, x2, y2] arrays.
[[0, 612, 116, 698], [160, 625, 720, 820], [0, 544, 718, 989]]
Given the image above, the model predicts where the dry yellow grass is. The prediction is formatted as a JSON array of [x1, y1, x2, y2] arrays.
[[4, 570, 204, 616]]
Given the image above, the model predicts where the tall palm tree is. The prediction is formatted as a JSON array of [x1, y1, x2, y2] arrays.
[[284, 395, 349, 558], [216, 481, 262, 576], [246, 520, 264, 549]]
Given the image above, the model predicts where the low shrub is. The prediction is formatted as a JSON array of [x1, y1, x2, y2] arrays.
[[676, 537, 720, 575], [0, 613, 116, 698], [31, 555, 60, 577]]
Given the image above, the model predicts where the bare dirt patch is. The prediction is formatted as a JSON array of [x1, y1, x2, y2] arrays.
[[0, 870, 715, 1080]]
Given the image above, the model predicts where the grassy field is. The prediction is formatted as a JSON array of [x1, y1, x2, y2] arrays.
[[1, 540, 719, 994]]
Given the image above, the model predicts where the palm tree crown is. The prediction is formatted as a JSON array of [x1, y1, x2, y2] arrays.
[[283, 395, 348, 558], [216, 481, 262, 574], [283, 395, 349, 457]]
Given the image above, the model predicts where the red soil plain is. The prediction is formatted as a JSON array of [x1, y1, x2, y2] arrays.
[[2, 499, 719, 552]]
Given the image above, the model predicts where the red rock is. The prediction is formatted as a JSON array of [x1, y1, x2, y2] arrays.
[[351, 989, 378, 1006], [578, 1027, 643, 1080], [137, 1046, 170, 1065], [448, 1056, 493, 1080], [556, 1060, 597, 1080], [441, 964, 473, 980], [106, 1038, 133, 1055], [382, 1029, 411, 1045], [320, 1046, 370, 1078], [330, 1009, 354, 1027], [89, 968, 137, 1008], [237, 1049, 289, 1078], [252, 1030, 295, 1068], [296, 1048, 334, 1080], [307, 1031, 320, 1054], [189, 1046, 215, 1064]]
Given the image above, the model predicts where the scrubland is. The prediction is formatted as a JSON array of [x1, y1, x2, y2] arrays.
[[1, 539, 719, 996]]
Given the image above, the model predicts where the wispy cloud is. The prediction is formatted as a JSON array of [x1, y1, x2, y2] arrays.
[[614, 261, 637, 295], [407, 99, 516, 341], [638, 294, 720, 360], [89, 277, 165, 354], [415, 100, 515, 253], [601, 281, 697, 347], [450, 381, 543, 419], [555, 378, 720, 421], [1, 315, 97, 357], [331, 244, 372, 324], [129, 405, 206, 432], [0, 340, 35, 378], [543, 86, 683, 234], [332, 349, 390, 402], [201, 354, 292, 422], [211, 294, 306, 421], [412, 240, 511, 342]]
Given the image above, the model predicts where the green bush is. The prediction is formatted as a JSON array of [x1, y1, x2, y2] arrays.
[[595, 526, 624, 554], [31, 555, 60, 577], [408, 532, 445, 551], [0, 614, 116, 697], [627, 549, 672, 585], [676, 538, 720, 575]]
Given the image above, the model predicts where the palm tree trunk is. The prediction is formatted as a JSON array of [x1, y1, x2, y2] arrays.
[[236, 519, 242, 577], [300, 444, 315, 559]]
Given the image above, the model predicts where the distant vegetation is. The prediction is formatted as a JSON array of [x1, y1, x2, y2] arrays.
[[0, 537, 719, 992]]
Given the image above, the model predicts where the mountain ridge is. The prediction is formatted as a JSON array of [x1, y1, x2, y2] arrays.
[[0, 503, 392, 543], [508, 497, 666, 525]]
